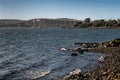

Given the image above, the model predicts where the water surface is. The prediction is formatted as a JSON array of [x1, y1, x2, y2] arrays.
[[0, 28, 120, 80]]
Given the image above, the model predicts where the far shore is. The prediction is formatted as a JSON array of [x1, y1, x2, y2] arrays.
[[0, 26, 120, 29], [1, 18, 120, 28]]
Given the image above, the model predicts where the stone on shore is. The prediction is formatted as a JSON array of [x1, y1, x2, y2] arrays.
[[63, 38, 120, 80], [71, 51, 78, 56], [97, 56, 104, 62], [63, 69, 81, 80], [74, 38, 120, 48]]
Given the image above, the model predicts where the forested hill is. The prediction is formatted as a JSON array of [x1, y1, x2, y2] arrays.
[[73, 18, 120, 28]]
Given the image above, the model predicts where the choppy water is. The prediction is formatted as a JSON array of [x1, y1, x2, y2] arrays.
[[0, 28, 120, 80]]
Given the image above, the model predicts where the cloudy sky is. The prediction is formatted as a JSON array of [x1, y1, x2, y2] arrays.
[[0, 0, 120, 20]]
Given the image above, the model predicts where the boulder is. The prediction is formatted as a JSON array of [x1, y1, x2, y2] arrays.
[[72, 48, 88, 54], [104, 38, 120, 47], [71, 51, 78, 56]]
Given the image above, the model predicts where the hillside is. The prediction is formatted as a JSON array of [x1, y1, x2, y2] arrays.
[[0, 18, 120, 28], [17, 18, 78, 28], [0, 19, 25, 27]]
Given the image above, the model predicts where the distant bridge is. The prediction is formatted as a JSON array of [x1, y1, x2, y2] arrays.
[[18, 18, 79, 28]]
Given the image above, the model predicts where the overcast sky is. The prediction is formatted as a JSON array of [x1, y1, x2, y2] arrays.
[[0, 0, 120, 20]]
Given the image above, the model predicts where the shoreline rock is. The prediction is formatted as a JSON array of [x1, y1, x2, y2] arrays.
[[63, 39, 120, 80], [74, 38, 120, 48]]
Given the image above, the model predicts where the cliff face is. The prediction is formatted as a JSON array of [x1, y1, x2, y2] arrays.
[[18, 18, 79, 28]]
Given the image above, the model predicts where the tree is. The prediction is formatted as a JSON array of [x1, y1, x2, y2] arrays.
[[105, 19, 118, 27], [73, 21, 83, 27], [84, 18, 91, 23], [93, 19, 107, 27]]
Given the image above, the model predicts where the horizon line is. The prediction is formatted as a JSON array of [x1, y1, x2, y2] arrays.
[[0, 17, 120, 21]]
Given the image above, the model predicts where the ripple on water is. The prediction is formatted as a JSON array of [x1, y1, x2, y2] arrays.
[[0, 28, 119, 79]]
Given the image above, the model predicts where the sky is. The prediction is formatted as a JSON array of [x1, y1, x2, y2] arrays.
[[0, 0, 120, 20]]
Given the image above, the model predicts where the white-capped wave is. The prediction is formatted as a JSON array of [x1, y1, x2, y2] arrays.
[[23, 70, 51, 79]]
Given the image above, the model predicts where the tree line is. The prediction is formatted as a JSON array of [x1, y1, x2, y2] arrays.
[[73, 18, 120, 28]]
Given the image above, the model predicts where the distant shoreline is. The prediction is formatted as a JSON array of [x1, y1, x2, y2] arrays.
[[0, 27, 120, 29], [0, 18, 120, 28]]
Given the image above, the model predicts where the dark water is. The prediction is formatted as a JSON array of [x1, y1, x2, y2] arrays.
[[0, 28, 120, 80]]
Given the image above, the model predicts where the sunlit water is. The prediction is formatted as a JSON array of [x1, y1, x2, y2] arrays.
[[0, 28, 120, 80]]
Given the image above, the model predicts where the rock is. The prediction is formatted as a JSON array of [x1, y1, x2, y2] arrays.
[[72, 48, 89, 54], [74, 42, 82, 45], [60, 48, 67, 51], [97, 56, 104, 62], [64, 40, 120, 80], [72, 48, 82, 54], [71, 51, 78, 56], [102, 71, 107, 75], [82, 43, 91, 48], [69, 69, 81, 75], [74, 42, 101, 48], [104, 38, 120, 47], [63, 69, 81, 80]]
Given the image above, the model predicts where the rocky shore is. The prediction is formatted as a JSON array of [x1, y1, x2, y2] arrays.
[[63, 39, 120, 80]]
